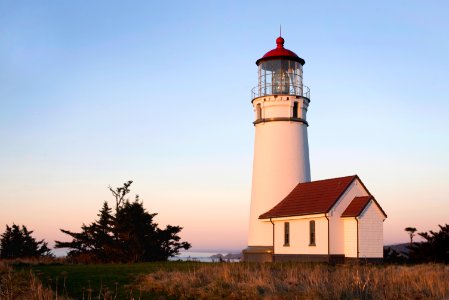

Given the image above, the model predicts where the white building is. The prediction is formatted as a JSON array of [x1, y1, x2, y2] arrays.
[[243, 36, 387, 263]]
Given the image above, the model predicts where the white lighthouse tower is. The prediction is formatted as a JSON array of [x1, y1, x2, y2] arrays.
[[244, 36, 311, 262]]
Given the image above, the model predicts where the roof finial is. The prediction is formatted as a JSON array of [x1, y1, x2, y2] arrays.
[[279, 24, 282, 37]]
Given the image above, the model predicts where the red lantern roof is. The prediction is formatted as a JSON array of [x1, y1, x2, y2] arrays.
[[256, 36, 305, 66]]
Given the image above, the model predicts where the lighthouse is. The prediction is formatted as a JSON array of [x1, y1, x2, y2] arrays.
[[243, 36, 387, 263], [244, 36, 311, 262]]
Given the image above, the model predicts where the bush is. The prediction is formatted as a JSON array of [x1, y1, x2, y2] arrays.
[[409, 224, 449, 263], [0, 224, 52, 259]]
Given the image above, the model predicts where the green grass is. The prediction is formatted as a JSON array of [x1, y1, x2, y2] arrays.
[[17, 261, 203, 299]]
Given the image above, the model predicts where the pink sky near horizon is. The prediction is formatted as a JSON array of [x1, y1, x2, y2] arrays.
[[2, 165, 447, 252]]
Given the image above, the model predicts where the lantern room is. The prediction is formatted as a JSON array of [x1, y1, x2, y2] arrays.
[[252, 37, 310, 99]]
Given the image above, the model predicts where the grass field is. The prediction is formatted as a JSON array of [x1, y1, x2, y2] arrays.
[[26, 261, 202, 299], [2, 261, 449, 299]]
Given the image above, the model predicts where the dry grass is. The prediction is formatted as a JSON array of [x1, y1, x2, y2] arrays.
[[0, 260, 67, 300], [2, 260, 448, 299], [139, 263, 449, 300]]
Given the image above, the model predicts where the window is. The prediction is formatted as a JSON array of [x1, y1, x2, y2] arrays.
[[256, 103, 262, 120], [309, 220, 316, 246], [293, 101, 298, 118], [284, 222, 290, 246]]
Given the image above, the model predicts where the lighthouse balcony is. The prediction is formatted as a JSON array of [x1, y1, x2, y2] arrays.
[[252, 84, 310, 100]]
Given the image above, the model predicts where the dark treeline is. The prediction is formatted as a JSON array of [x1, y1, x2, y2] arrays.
[[408, 224, 449, 263], [0, 181, 191, 263], [384, 224, 449, 264]]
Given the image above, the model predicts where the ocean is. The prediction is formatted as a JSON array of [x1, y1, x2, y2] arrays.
[[171, 251, 241, 262], [52, 249, 241, 262]]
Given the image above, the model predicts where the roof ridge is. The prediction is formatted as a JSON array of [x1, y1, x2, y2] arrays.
[[303, 175, 358, 184], [324, 176, 359, 212]]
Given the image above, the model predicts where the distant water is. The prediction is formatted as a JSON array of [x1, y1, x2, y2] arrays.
[[170, 251, 240, 263], [52, 248, 68, 257], [51, 249, 240, 262]]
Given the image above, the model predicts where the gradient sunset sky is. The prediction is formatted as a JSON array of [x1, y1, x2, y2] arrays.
[[1, 0, 448, 251]]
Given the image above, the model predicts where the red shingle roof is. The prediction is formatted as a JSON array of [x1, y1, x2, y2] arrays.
[[341, 196, 372, 217], [259, 175, 360, 219], [341, 196, 387, 218]]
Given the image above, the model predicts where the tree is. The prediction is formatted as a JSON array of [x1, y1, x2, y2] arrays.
[[0, 224, 52, 259], [55, 181, 191, 263], [405, 227, 417, 245], [409, 224, 449, 263]]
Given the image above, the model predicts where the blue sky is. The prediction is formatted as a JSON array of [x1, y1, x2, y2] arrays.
[[1, 0, 448, 250]]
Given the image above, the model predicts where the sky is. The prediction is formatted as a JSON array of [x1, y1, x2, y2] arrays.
[[0, 0, 448, 252]]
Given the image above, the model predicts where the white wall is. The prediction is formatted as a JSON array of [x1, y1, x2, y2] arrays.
[[328, 178, 369, 254], [272, 216, 328, 255], [253, 95, 309, 120], [343, 218, 358, 258], [358, 201, 385, 258], [248, 95, 311, 247]]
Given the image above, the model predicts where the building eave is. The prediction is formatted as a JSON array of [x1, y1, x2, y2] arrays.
[[260, 213, 326, 222]]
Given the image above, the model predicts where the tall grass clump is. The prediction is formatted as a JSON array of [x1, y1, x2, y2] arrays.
[[0, 260, 61, 300], [139, 262, 449, 299]]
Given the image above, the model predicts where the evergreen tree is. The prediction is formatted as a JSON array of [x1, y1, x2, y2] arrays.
[[55, 181, 191, 263], [94, 201, 118, 261], [155, 225, 191, 261], [409, 224, 449, 263], [405, 227, 417, 245], [55, 202, 120, 263], [0, 224, 52, 259]]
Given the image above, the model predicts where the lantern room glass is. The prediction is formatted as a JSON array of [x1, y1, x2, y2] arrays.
[[258, 60, 303, 97]]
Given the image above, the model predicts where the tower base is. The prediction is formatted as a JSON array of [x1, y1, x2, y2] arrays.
[[242, 246, 273, 262]]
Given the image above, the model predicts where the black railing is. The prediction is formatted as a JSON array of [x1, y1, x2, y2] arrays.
[[251, 84, 310, 99]]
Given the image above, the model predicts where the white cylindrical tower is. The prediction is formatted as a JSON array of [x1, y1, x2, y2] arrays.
[[244, 36, 311, 261]]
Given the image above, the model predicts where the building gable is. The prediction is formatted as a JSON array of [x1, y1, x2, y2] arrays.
[[341, 196, 387, 219]]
